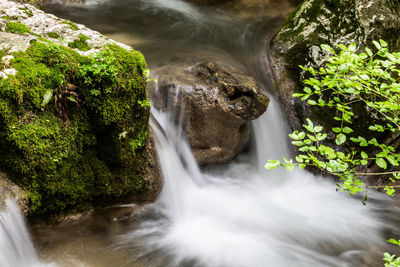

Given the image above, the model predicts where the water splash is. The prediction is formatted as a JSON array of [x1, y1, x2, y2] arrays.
[[117, 98, 392, 267], [0, 197, 51, 267]]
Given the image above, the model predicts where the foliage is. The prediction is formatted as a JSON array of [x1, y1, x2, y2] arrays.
[[5, 22, 31, 34], [384, 239, 400, 266], [47, 32, 60, 39], [68, 34, 90, 51], [19, 7, 33, 17], [62, 20, 78, 31], [265, 40, 400, 266], [266, 40, 400, 197]]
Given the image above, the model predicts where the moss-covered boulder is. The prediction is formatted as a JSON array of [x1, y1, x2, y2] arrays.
[[269, 0, 400, 136], [0, 0, 160, 218]]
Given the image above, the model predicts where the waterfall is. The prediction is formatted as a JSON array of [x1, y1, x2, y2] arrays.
[[117, 96, 391, 267], [0, 197, 50, 267]]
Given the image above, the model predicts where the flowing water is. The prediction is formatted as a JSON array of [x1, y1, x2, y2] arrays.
[[0, 0, 399, 266], [0, 197, 50, 267]]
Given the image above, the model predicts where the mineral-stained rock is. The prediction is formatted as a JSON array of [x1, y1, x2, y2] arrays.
[[150, 60, 269, 165], [0, 0, 160, 217]]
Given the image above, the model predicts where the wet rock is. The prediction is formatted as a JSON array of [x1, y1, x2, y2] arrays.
[[150, 60, 269, 165], [268, 0, 400, 182], [0, 172, 28, 214], [0, 0, 161, 217], [269, 0, 400, 133]]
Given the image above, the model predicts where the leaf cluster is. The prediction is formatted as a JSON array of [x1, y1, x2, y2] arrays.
[[266, 40, 400, 197]]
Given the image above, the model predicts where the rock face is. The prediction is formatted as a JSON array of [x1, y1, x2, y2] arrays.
[[0, 172, 28, 214], [150, 60, 269, 165], [0, 0, 161, 217], [269, 0, 400, 132]]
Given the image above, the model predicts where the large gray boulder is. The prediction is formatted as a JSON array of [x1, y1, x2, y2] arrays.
[[150, 60, 269, 165]]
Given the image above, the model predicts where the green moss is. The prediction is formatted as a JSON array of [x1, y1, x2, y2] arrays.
[[19, 7, 34, 17], [47, 32, 60, 39], [68, 34, 90, 51], [5, 22, 31, 34], [62, 20, 78, 31], [0, 40, 151, 217], [130, 125, 149, 155], [2, 16, 10, 20], [0, 50, 6, 71]]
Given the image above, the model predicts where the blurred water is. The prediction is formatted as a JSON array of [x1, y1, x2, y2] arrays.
[[0, 197, 51, 267], [113, 98, 392, 267], [34, 0, 400, 266]]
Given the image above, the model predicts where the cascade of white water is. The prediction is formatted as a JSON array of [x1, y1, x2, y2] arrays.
[[117, 95, 391, 267], [0, 197, 50, 267]]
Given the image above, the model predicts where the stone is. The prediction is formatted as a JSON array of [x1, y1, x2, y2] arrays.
[[0, 172, 28, 214], [269, 0, 400, 134], [268, 0, 400, 181], [0, 0, 161, 217], [150, 59, 269, 165]]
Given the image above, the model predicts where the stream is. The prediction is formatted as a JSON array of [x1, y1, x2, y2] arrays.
[[0, 0, 399, 266]]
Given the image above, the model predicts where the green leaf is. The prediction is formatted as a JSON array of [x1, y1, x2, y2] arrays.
[[292, 93, 304, 98], [333, 116, 342, 121], [342, 127, 353, 134], [285, 162, 295, 172], [321, 44, 332, 52], [265, 160, 282, 170], [308, 100, 317, 105], [386, 155, 399, 166], [388, 239, 400, 246], [348, 43, 356, 52], [384, 186, 395, 196], [41, 90, 53, 107], [376, 158, 387, 169], [361, 151, 368, 159], [332, 127, 341, 133], [336, 133, 346, 145], [304, 87, 312, 93], [291, 141, 304, 146], [379, 39, 388, 48], [373, 40, 381, 50], [295, 156, 304, 163], [314, 126, 323, 133], [365, 47, 373, 57]]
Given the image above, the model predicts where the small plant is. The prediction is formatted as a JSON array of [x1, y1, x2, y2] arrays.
[[5, 22, 31, 34], [19, 7, 33, 17], [265, 40, 400, 266], [144, 68, 158, 83], [79, 46, 118, 96], [47, 32, 60, 39], [138, 99, 151, 107], [266, 40, 400, 198], [68, 34, 90, 51], [384, 239, 400, 266], [62, 20, 78, 31]]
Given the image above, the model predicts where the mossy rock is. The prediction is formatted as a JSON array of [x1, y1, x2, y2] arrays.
[[0, 39, 157, 218], [0, 0, 161, 219]]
